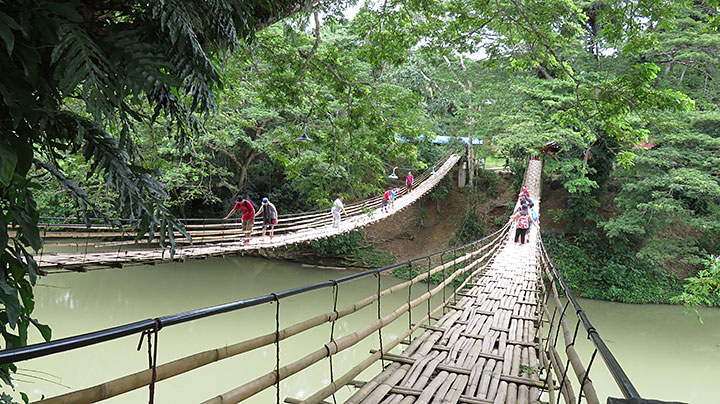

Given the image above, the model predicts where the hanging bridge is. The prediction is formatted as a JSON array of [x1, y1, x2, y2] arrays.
[[29, 152, 460, 273], [0, 158, 651, 404]]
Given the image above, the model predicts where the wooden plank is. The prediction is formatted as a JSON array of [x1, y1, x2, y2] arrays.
[[374, 352, 550, 389]]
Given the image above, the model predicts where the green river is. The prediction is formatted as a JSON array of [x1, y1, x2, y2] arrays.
[[4, 257, 719, 403]]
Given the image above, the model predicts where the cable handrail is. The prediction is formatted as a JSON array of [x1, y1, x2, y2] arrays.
[[537, 234, 641, 400]]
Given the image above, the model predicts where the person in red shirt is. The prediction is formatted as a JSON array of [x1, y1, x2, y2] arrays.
[[406, 171, 414, 193], [381, 188, 392, 212], [223, 195, 256, 244]]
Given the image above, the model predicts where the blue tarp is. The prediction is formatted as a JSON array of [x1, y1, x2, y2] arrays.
[[431, 135, 484, 145], [397, 134, 484, 145]]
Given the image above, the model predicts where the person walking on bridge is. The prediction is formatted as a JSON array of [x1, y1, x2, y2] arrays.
[[518, 191, 534, 208], [510, 203, 537, 246], [390, 186, 398, 210], [381, 187, 392, 212], [406, 171, 414, 193], [526, 206, 539, 242], [223, 195, 256, 244], [254, 197, 278, 239], [332, 195, 347, 229]]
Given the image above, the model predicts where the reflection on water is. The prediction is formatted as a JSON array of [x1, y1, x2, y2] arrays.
[[8, 257, 449, 403], [5, 257, 719, 404]]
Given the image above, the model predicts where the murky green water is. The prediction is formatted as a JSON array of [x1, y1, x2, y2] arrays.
[[567, 298, 720, 404], [7, 257, 450, 403], [4, 257, 719, 403]]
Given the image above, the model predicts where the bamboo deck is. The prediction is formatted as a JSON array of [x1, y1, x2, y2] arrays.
[[33, 155, 462, 272], [342, 160, 544, 404]]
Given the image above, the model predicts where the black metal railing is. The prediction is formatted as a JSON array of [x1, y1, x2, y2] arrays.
[[0, 223, 508, 366], [537, 233, 641, 402]]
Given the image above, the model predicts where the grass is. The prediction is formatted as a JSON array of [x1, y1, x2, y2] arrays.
[[482, 155, 505, 169]]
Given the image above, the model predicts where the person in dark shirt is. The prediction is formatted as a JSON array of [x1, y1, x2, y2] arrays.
[[254, 197, 278, 239]]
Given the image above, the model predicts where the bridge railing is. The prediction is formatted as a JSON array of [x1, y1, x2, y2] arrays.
[[536, 235, 640, 404], [28, 150, 458, 254], [0, 223, 511, 404]]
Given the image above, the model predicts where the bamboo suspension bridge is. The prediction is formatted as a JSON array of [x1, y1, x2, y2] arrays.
[[1, 157, 655, 404], [30, 153, 460, 273]]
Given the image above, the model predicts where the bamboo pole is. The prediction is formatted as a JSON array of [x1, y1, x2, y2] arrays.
[[200, 247, 494, 404], [299, 247, 502, 404], [540, 256, 600, 404]]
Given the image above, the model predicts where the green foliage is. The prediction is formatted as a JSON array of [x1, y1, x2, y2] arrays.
[[430, 176, 452, 201], [305, 231, 396, 268], [307, 231, 365, 257], [474, 169, 500, 198], [450, 208, 487, 247], [672, 256, 720, 322], [542, 231, 683, 304], [602, 111, 720, 269], [519, 365, 540, 375], [0, 0, 315, 394]]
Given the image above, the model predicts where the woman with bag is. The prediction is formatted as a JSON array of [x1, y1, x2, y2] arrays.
[[510, 203, 537, 246]]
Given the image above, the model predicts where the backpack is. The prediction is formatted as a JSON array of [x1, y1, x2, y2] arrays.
[[517, 214, 529, 229]]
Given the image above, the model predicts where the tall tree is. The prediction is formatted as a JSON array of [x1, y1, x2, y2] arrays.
[[0, 0, 326, 392]]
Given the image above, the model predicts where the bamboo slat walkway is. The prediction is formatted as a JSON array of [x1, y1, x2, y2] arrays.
[[340, 159, 544, 404], [33, 154, 462, 272]]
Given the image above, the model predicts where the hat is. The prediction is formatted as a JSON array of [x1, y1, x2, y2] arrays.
[[262, 197, 269, 204]]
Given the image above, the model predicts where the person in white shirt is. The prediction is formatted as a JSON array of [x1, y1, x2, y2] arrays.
[[332, 196, 347, 228]]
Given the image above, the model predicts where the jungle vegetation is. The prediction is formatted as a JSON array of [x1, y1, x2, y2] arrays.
[[1, 0, 719, 396]]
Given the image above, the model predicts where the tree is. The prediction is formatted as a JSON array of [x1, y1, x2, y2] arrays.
[[0, 0, 321, 392], [603, 110, 720, 270], [672, 255, 720, 322]]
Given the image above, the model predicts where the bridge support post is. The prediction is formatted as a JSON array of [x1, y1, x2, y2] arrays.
[[458, 160, 467, 188], [466, 141, 473, 188]]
